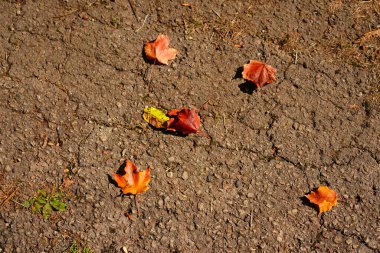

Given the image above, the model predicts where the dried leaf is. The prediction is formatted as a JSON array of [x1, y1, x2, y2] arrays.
[[113, 160, 150, 195], [142, 107, 169, 129], [306, 186, 338, 213], [144, 34, 177, 65], [242, 60, 277, 89], [181, 3, 192, 7], [166, 108, 201, 135]]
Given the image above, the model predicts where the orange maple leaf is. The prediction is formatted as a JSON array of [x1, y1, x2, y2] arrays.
[[242, 60, 277, 89], [144, 34, 177, 65], [113, 160, 150, 195], [166, 108, 201, 135], [306, 186, 338, 213]]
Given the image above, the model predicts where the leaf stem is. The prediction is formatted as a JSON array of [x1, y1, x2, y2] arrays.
[[134, 195, 140, 217]]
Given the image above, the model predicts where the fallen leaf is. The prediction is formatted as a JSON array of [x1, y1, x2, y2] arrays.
[[113, 160, 150, 195], [144, 34, 177, 65], [181, 3, 192, 8], [242, 60, 277, 89], [142, 107, 169, 129], [306, 186, 338, 213], [166, 108, 201, 135]]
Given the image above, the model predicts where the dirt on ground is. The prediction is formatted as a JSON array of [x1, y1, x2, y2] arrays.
[[0, 0, 379, 252]]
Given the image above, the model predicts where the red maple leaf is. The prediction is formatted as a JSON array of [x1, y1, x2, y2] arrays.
[[166, 108, 201, 135]]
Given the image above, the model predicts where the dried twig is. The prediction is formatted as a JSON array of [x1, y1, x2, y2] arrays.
[[0, 187, 18, 208], [136, 14, 149, 32], [355, 29, 380, 45], [134, 195, 140, 217]]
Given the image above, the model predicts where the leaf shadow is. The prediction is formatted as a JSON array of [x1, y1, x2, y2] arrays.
[[233, 66, 244, 79], [239, 82, 257, 95], [234, 67, 258, 95], [107, 174, 118, 188], [300, 188, 319, 213], [146, 124, 190, 138], [107, 161, 127, 188]]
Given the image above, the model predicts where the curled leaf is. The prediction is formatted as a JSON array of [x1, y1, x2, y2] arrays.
[[144, 34, 177, 65], [142, 107, 169, 129], [306, 186, 338, 213], [242, 60, 277, 89], [113, 160, 150, 195], [166, 108, 201, 135]]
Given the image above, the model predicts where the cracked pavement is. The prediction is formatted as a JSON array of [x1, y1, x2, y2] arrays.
[[0, 0, 379, 252]]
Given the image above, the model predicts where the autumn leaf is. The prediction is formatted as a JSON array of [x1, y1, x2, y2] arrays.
[[142, 107, 170, 129], [166, 108, 201, 135], [242, 60, 277, 89], [144, 34, 178, 65], [113, 160, 150, 195], [306, 186, 338, 213]]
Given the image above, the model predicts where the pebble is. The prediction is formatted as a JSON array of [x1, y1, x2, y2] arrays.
[[166, 171, 173, 178], [235, 180, 242, 188], [345, 238, 352, 245], [276, 230, 284, 242], [181, 171, 188, 180], [334, 235, 342, 243], [99, 127, 112, 142], [198, 203, 205, 211], [206, 175, 214, 182], [5, 165, 12, 172], [122, 246, 128, 253], [168, 156, 175, 162], [158, 199, 164, 208]]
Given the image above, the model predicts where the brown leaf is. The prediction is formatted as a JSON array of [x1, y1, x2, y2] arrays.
[[242, 60, 277, 89], [144, 34, 177, 65]]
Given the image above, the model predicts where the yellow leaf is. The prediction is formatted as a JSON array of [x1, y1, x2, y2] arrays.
[[142, 107, 169, 129]]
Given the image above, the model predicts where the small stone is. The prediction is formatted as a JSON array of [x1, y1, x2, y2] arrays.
[[334, 235, 342, 243], [198, 203, 205, 211], [346, 238, 352, 245], [206, 175, 214, 182], [151, 241, 157, 248], [158, 199, 164, 208], [168, 156, 175, 162], [5, 165, 12, 172], [247, 192, 254, 198], [235, 180, 242, 188], [181, 171, 189, 180], [238, 209, 246, 216], [277, 230, 284, 242], [260, 243, 266, 249], [116, 102, 122, 108], [79, 12, 90, 20], [166, 171, 173, 178], [99, 127, 112, 142], [122, 246, 128, 253]]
